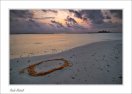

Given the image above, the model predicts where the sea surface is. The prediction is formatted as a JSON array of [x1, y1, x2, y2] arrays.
[[10, 33, 122, 59]]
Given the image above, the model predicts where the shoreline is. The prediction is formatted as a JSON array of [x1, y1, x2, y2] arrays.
[[10, 39, 121, 60], [10, 33, 122, 59], [10, 40, 122, 84]]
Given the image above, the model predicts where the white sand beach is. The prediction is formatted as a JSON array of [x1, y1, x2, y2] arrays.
[[10, 40, 122, 84]]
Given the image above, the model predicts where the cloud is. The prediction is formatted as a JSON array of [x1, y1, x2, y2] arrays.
[[101, 10, 122, 24], [10, 10, 33, 19], [72, 10, 122, 32], [10, 10, 57, 34], [69, 9, 122, 24], [41, 9, 58, 13], [10, 9, 122, 33], [110, 10, 122, 18], [84, 10, 104, 24], [34, 17, 55, 19], [65, 16, 77, 27], [69, 10, 105, 25], [51, 20, 64, 28], [69, 10, 82, 19], [10, 18, 40, 33]]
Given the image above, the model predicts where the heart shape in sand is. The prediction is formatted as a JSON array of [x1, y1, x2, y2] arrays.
[[20, 58, 70, 77]]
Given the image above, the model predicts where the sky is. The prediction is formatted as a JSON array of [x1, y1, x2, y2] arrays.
[[10, 9, 122, 34]]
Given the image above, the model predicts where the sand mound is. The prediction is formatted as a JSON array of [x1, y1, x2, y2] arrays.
[[20, 58, 70, 77]]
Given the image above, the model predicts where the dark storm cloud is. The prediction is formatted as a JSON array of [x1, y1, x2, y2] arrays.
[[69, 10, 104, 24], [10, 10, 33, 19], [95, 22, 122, 29], [10, 10, 56, 34], [66, 16, 77, 24], [64, 16, 86, 30], [69, 10, 122, 24], [110, 10, 122, 18], [65, 16, 77, 27], [10, 18, 40, 33], [69, 10, 82, 19], [82, 10, 104, 24], [10, 10, 122, 34], [73, 24, 87, 30], [105, 15, 111, 19], [51, 20, 64, 28], [69, 9, 122, 32], [42, 9, 58, 13]]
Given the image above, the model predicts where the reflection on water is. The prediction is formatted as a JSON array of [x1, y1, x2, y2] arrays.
[[10, 33, 122, 59]]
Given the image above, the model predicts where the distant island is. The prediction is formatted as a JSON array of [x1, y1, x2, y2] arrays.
[[98, 30, 110, 33]]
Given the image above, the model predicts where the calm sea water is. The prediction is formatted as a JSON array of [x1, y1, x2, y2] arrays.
[[10, 33, 122, 59]]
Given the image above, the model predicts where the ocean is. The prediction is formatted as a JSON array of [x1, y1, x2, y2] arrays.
[[10, 33, 122, 59]]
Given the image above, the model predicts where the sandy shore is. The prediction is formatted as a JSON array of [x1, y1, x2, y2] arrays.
[[10, 40, 122, 84]]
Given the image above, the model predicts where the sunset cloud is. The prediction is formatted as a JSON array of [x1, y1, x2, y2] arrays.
[[10, 9, 122, 34]]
